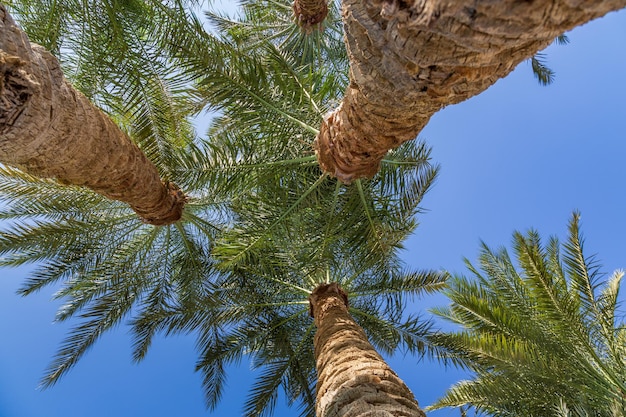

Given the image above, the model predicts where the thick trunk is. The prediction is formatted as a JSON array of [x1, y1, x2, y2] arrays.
[[0, 6, 185, 225], [314, 0, 626, 183], [293, 0, 329, 31], [309, 283, 425, 417]]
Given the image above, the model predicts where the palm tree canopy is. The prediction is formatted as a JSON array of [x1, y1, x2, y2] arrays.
[[0, 4, 444, 416], [429, 213, 626, 417], [144, 216, 447, 417], [0, 162, 227, 386]]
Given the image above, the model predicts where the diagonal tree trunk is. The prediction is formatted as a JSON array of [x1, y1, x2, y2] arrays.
[[309, 283, 425, 417], [314, 0, 626, 183], [0, 5, 185, 225]]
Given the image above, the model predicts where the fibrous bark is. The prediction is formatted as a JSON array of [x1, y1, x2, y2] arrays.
[[309, 283, 425, 417], [314, 0, 626, 183], [293, 0, 329, 32], [0, 5, 186, 225]]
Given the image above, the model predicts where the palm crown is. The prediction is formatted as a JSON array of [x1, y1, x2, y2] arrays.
[[140, 225, 447, 417], [429, 213, 626, 417], [0, 2, 443, 416], [2, 1, 613, 416]]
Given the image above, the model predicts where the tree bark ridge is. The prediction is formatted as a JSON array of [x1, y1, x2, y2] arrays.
[[293, 0, 329, 31], [310, 283, 425, 417], [314, 0, 626, 183], [0, 5, 185, 225]]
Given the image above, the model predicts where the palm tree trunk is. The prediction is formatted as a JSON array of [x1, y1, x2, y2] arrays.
[[314, 0, 626, 183], [293, 0, 329, 31], [0, 5, 185, 225], [309, 283, 425, 417]]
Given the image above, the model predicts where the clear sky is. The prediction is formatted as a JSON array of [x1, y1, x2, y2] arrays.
[[1, 5, 625, 417]]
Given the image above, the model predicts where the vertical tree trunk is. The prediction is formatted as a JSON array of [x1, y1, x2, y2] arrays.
[[309, 283, 425, 417], [0, 5, 185, 225], [314, 0, 626, 183]]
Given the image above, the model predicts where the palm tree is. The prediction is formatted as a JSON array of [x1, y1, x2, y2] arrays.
[[132, 203, 447, 417], [428, 213, 626, 416], [0, 7, 444, 411], [171, 118, 443, 417], [313, 0, 626, 182], [0, 137, 443, 416], [0, 4, 188, 225]]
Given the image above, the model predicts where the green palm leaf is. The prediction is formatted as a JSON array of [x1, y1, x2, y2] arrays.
[[2, 3, 445, 416], [0, 157, 226, 386], [429, 213, 626, 416]]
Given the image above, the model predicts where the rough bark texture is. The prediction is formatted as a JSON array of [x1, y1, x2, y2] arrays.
[[310, 283, 425, 417], [0, 5, 185, 225], [314, 0, 626, 183], [293, 0, 329, 32]]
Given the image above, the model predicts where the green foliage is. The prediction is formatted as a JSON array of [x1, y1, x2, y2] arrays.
[[6, 0, 199, 177], [529, 34, 569, 86], [531, 53, 556, 86], [429, 213, 626, 417], [141, 232, 447, 417], [0, 164, 226, 387], [210, 140, 439, 271], [0, 2, 445, 416], [184, 133, 442, 416], [206, 0, 346, 72], [156, 0, 441, 270]]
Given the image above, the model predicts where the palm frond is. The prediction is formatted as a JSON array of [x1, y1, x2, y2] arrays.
[[430, 213, 626, 416], [41, 289, 137, 387], [531, 53, 556, 86], [563, 212, 602, 318]]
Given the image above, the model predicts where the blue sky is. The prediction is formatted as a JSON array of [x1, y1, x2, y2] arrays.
[[1, 5, 626, 417]]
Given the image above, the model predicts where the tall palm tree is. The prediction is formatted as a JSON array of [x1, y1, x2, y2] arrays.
[[314, 0, 626, 182], [0, 7, 443, 410], [0, 137, 443, 415], [0, 4, 188, 225], [133, 201, 447, 417], [171, 117, 443, 417], [428, 213, 626, 416]]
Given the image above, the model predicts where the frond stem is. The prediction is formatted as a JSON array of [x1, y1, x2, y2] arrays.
[[222, 174, 328, 268], [356, 178, 376, 235]]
